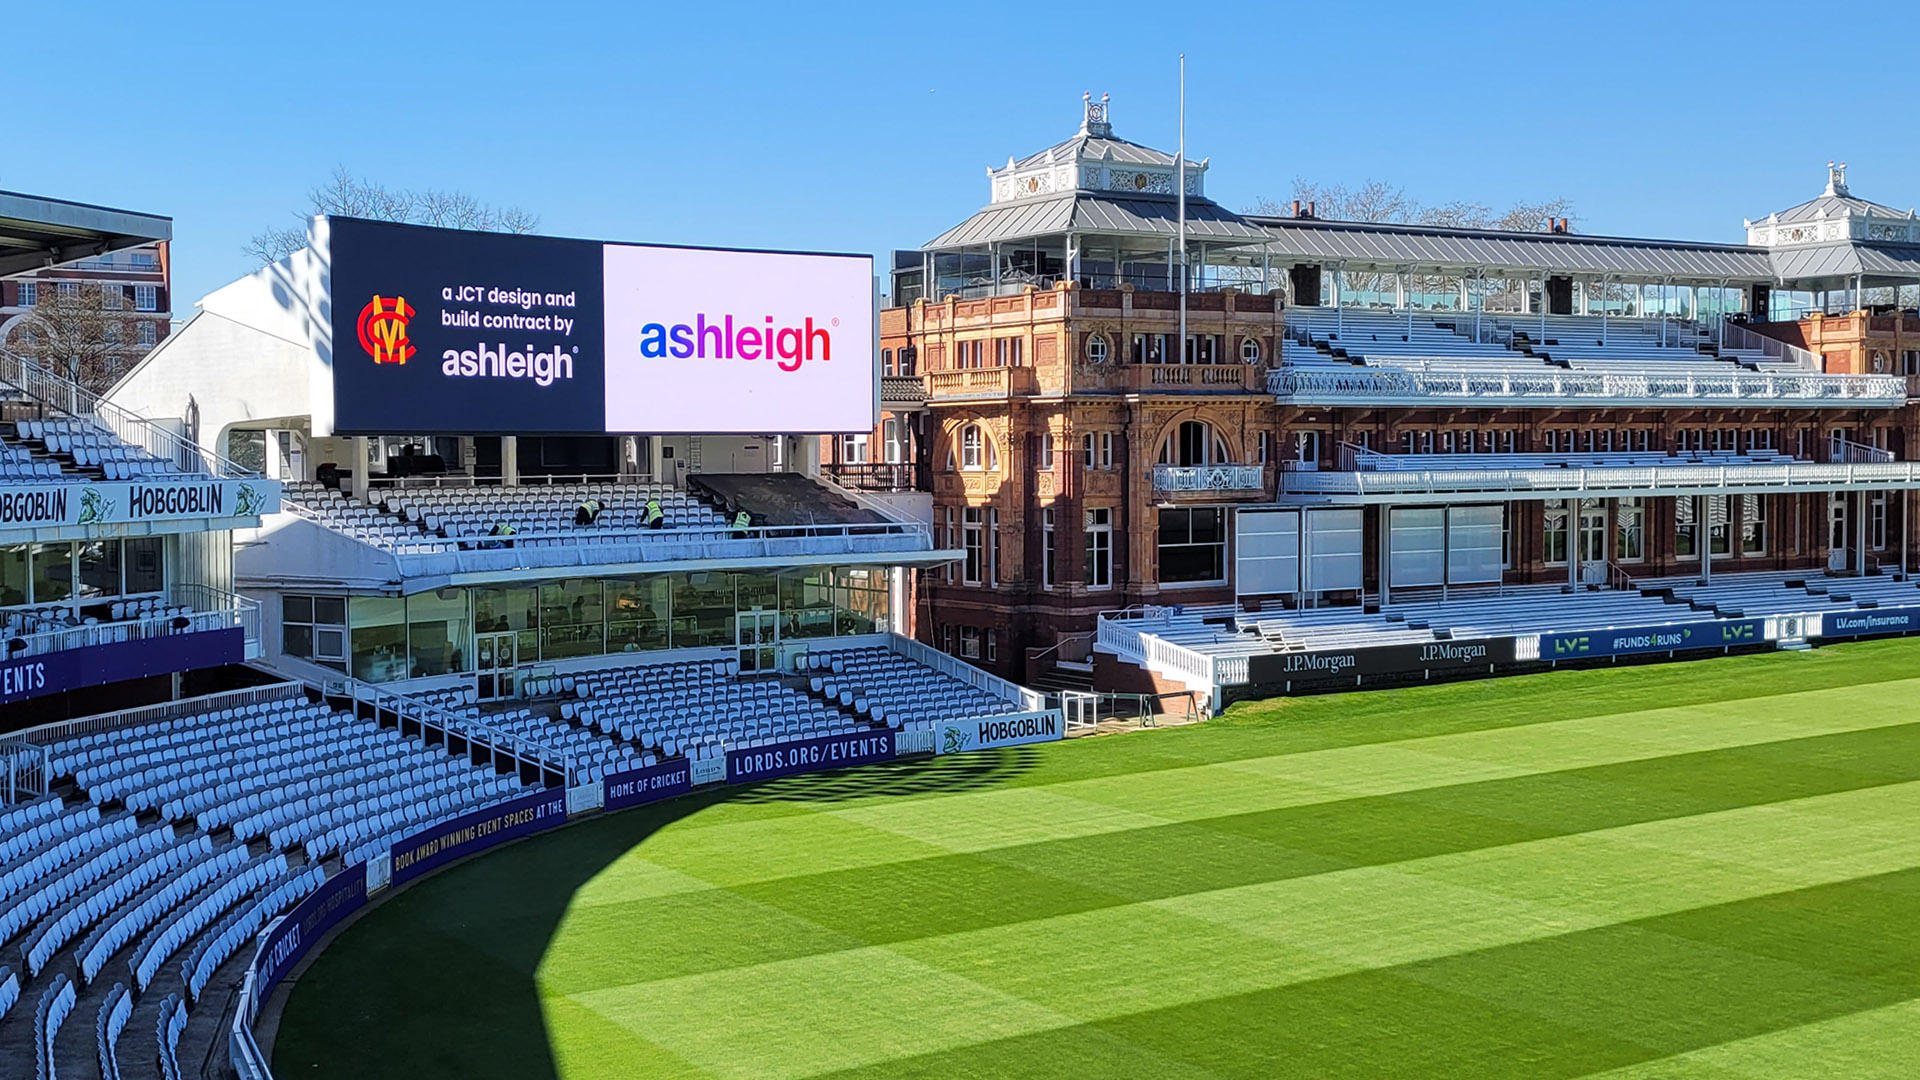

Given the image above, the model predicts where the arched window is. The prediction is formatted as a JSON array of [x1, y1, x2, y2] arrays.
[[1159, 420, 1231, 467], [958, 424, 997, 471], [1085, 333, 1110, 365], [1240, 336, 1262, 364]]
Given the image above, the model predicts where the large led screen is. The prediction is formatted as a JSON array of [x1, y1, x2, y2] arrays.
[[327, 217, 876, 435]]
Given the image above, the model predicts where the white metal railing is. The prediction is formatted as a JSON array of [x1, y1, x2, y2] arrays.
[[171, 583, 263, 652], [1095, 611, 1166, 663], [1283, 460, 1920, 498], [1831, 436, 1895, 464], [1151, 464, 1267, 494], [0, 584, 259, 663], [1720, 320, 1822, 371], [333, 678, 575, 782], [1, 739, 50, 803], [11, 681, 306, 746], [0, 346, 258, 478], [1095, 610, 1243, 688], [886, 632, 1044, 711], [1268, 364, 1905, 406]]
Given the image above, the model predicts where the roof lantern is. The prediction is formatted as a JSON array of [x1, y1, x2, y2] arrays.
[[1745, 162, 1917, 249], [984, 94, 1205, 205]]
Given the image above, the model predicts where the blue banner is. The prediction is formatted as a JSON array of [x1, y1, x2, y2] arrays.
[[726, 729, 895, 784], [255, 863, 366, 1001], [1539, 618, 1766, 660], [0, 627, 244, 706], [389, 786, 567, 886], [603, 760, 693, 811], [1821, 606, 1920, 638]]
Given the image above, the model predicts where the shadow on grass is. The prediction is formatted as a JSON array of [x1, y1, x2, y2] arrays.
[[727, 744, 1047, 805], [269, 747, 1042, 1080]]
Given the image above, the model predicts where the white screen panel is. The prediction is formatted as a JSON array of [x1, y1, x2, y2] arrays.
[[1388, 507, 1445, 588], [1235, 509, 1300, 595], [1305, 508, 1364, 593], [1447, 504, 1505, 584]]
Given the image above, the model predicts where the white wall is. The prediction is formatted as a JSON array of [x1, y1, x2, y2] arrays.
[[106, 310, 315, 464], [105, 217, 334, 451], [234, 515, 400, 592]]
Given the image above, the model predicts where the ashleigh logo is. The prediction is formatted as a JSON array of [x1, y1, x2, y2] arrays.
[[358, 295, 416, 365]]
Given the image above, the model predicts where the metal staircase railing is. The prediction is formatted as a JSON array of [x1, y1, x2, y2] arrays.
[[0, 346, 259, 478]]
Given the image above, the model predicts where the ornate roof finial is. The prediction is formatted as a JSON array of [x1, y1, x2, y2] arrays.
[[1082, 91, 1111, 138], [1826, 160, 1849, 198]]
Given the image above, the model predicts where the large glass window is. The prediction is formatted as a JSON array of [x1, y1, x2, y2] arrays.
[[833, 568, 888, 634], [778, 571, 834, 640], [408, 590, 470, 677], [1158, 507, 1226, 583], [962, 507, 985, 585], [1616, 498, 1644, 563], [608, 577, 672, 651], [124, 537, 163, 594], [349, 596, 407, 682], [1542, 501, 1569, 566], [1742, 496, 1769, 555], [1707, 495, 1731, 557], [0, 545, 28, 606], [1085, 508, 1113, 589], [226, 429, 267, 474], [29, 542, 71, 603], [474, 586, 538, 662], [77, 541, 121, 598], [540, 580, 605, 659], [1042, 508, 1057, 588], [671, 573, 735, 648], [1676, 498, 1698, 559]]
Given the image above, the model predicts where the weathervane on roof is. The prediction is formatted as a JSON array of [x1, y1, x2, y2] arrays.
[[1826, 160, 1849, 198], [1082, 91, 1111, 137]]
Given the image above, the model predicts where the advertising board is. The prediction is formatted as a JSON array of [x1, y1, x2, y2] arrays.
[[1537, 619, 1766, 660], [933, 711, 1063, 755], [388, 785, 568, 887], [1245, 637, 1517, 685], [0, 478, 278, 530], [603, 759, 693, 811], [254, 864, 366, 1000], [1819, 606, 1920, 638], [726, 729, 895, 784], [0, 627, 244, 706], [327, 217, 876, 435]]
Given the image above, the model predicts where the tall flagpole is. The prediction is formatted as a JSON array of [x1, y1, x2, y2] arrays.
[[1177, 53, 1187, 363]]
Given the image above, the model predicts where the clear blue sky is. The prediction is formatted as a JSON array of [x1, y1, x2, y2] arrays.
[[6, 0, 1913, 308]]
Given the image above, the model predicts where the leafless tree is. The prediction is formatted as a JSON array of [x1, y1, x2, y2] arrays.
[[1, 282, 145, 391], [1247, 181, 1575, 308], [244, 167, 541, 263]]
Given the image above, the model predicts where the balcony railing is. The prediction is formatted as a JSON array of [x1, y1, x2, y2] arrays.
[[1152, 463, 1268, 495], [1268, 364, 1908, 408], [924, 367, 1037, 401], [1127, 364, 1263, 392], [1282, 460, 1920, 500], [3, 585, 259, 661], [1720, 320, 1821, 370], [821, 462, 930, 493]]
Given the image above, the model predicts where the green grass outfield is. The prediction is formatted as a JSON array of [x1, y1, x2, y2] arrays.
[[274, 640, 1920, 1079]]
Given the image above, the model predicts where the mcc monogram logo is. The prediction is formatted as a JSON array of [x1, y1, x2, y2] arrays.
[[357, 295, 416, 365]]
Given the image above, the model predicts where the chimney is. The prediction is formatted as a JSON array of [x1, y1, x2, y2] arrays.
[[1291, 200, 1301, 217], [1307, 201, 1317, 219]]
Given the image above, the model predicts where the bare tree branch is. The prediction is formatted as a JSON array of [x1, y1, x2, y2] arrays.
[[1, 283, 148, 391], [244, 167, 541, 263]]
